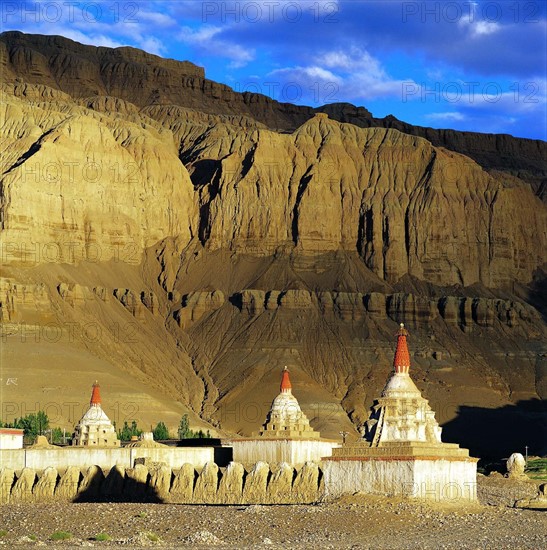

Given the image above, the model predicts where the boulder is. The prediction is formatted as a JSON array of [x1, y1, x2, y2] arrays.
[[292, 462, 320, 503], [148, 463, 171, 500], [11, 468, 37, 502], [267, 462, 294, 504], [78, 465, 104, 500], [102, 464, 125, 499], [125, 464, 149, 500], [515, 483, 547, 510], [506, 453, 527, 479], [0, 467, 15, 504], [193, 462, 219, 503], [54, 466, 81, 501]]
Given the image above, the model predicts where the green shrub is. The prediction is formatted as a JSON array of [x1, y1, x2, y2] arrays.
[[525, 458, 547, 480], [0, 530, 7, 537], [94, 533, 111, 541], [117, 420, 142, 441], [50, 531, 72, 541], [146, 532, 160, 542]]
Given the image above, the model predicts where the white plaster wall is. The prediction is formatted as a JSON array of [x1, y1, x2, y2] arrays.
[[231, 439, 338, 465], [129, 447, 213, 469], [0, 449, 24, 469], [0, 433, 24, 450], [322, 459, 414, 498], [322, 458, 477, 502], [0, 447, 214, 471], [413, 459, 477, 501]]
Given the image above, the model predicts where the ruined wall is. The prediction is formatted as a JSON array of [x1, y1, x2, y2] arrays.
[[0, 461, 323, 504]]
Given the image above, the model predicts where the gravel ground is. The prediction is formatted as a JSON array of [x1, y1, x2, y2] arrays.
[[1, 477, 545, 549]]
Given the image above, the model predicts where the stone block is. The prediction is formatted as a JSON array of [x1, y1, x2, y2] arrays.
[[170, 463, 195, 503], [242, 461, 269, 504], [33, 466, 58, 500], [217, 461, 244, 504]]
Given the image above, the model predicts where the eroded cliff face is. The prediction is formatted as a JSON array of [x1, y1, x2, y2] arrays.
[[164, 111, 544, 289], [0, 34, 546, 456], [2, 31, 546, 193], [0, 87, 196, 264]]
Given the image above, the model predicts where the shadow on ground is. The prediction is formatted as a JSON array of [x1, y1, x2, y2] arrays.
[[74, 467, 163, 503]]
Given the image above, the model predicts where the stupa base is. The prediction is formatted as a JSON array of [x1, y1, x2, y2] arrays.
[[323, 444, 478, 501]]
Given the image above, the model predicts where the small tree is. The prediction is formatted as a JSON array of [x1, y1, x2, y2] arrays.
[[11, 411, 50, 442], [51, 427, 64, 444], [118, 420, 142, 441], [178, 414, 192, 439], [152, 421, 170, 440]]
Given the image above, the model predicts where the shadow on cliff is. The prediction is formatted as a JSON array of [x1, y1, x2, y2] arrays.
[[442, 399, 547, 460], [527, 271, 547, 323], [73, 467, 164, 503]]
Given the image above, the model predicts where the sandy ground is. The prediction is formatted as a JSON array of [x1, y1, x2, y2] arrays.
[[1, 476, 546, 549]]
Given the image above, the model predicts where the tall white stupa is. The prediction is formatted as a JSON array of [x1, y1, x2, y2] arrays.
[[72, 381, 120, 447], [323, 324, 478, 501], [364, 323, 443, 445]]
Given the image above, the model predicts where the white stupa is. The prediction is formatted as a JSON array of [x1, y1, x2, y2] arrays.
[[72, 381, 120, 447], [255, 366, 319, 439], [364, 324, 443, 445], [226, 367, 339, 464], [323, 324, 477, 501]]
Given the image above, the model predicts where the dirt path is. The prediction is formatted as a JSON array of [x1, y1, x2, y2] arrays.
[[1, 477, 545, 549]]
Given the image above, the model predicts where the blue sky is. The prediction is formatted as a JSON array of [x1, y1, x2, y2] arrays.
[[2, 0, 546, 139]]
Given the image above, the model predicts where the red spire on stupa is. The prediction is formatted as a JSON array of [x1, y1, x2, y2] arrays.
[[280, 366, 292, 393], [393, 323, 411, 374], [90, 380, 101, 405]]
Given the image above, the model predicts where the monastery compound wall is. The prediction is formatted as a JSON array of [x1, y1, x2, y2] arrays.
[[0, 446, 214, 471], [0, 459, 476, 505], [227, 438, 338, 465]]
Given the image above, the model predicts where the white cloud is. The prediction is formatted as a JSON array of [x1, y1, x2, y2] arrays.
[[177, 25, 255, 67], [138, 10, 177, 27], [426, 112, 466, 122], [459, 2, 501, 38], [271, 66, 341, 83], [460, 78, 547, 114], [268, 47, 418, 103], [139, 36, 168, 56]]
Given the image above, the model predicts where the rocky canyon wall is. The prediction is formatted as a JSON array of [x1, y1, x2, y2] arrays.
[[0, 32, 545, 456]]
